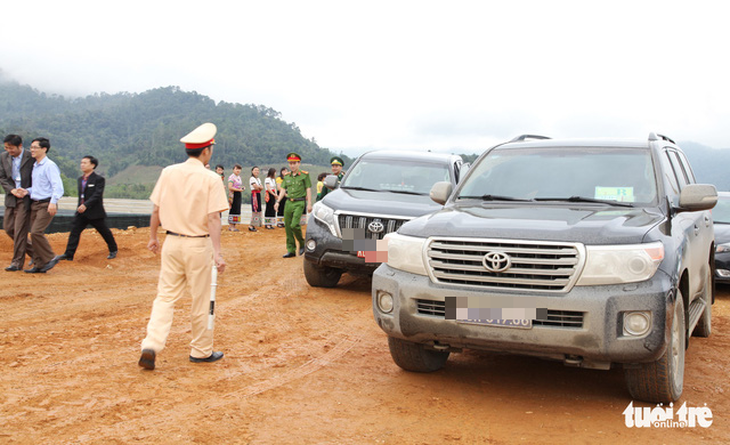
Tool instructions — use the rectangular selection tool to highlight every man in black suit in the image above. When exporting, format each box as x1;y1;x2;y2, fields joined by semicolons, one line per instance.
1;134;35;271
57;156;118;261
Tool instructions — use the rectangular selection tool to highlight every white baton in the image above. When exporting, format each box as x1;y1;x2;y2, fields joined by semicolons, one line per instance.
208;264;218;330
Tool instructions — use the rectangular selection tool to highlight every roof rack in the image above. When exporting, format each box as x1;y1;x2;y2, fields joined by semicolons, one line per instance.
508;134;551;143
648;132;676;145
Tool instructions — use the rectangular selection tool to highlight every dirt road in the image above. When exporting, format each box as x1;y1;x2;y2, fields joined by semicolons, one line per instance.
1;227;728;444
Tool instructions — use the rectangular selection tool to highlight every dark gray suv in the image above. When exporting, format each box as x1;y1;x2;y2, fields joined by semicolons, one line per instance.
372;134;717;403
304;150;465;287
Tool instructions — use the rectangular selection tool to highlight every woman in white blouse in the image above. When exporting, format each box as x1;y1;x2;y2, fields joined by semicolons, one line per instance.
249;166;263;232
263;167;278;229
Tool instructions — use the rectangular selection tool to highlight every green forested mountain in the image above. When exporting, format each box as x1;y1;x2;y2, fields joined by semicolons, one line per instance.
0;79;351;198
2;77;729;198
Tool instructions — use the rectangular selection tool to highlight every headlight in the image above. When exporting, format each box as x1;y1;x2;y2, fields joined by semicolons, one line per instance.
576;242;664;285
312;202;337;237
717;242;730;253
384;233;428;276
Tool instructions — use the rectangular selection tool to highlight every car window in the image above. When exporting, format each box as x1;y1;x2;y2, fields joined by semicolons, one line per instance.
667;151;690;187
458;147;657;204
659;151;681;197
675;151;697;183
341;158;451;195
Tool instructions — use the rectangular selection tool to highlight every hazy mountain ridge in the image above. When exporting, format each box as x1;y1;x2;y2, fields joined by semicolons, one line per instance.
1;74;727;196
0;77;352;197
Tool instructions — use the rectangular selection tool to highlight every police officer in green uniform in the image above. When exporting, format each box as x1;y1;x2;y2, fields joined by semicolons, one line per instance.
274;152;312;258
317;156;345;201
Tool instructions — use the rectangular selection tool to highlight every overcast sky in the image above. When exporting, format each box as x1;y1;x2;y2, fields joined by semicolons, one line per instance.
2;1;729;155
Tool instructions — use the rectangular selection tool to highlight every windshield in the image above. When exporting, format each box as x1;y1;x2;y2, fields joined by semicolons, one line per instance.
341;158;451;195
713;197;730;223
458;147;658;204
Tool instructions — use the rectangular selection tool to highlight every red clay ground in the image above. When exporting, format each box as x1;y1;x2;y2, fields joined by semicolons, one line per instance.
1;227;728;444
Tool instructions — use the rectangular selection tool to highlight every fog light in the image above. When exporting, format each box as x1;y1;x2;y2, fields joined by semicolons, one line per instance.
717;268;730;278
306;239;317;251
377;291;394;313
623;311;651;337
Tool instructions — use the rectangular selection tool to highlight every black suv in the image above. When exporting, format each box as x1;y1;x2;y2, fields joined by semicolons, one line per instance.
304;150;464;287
372;134;717;403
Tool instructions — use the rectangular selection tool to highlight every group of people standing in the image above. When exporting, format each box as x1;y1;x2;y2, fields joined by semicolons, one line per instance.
5;125;344;370
1;134;117;274
216;163;307;233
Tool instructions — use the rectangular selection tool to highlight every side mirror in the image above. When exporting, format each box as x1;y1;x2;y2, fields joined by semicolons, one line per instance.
677;184;717;212
323;175;338;190
430;181;453;205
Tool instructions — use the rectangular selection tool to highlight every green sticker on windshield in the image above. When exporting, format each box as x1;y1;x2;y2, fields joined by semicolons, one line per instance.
595;186;634;202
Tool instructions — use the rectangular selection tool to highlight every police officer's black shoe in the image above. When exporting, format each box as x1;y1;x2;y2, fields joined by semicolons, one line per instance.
107;251;117;259
138;349;156;370
189;351;224;363
282;252;296;258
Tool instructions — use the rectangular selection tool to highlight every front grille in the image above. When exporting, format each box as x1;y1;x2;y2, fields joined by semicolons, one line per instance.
337;213;410;240
415;299;584;328
427;238;582;292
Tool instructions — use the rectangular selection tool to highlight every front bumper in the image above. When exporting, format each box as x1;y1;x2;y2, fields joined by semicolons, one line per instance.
304;216;380;274
372;265;674;367
715;251;730;283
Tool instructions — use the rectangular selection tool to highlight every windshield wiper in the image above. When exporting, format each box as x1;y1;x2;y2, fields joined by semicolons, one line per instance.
386;190;426;196
340;186;380;192
535;196;634;207
459;194;533;202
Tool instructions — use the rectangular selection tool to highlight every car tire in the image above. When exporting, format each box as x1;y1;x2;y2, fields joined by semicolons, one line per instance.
693;265;712;338
303;260;343;288
387;336;450;373
624;294;685;403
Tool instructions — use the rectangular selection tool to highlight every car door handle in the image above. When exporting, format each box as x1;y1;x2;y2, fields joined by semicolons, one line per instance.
705;215;711;227
694;225;700;235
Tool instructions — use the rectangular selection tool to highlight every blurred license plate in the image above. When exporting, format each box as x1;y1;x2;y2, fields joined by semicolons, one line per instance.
457;318;532;329
357;251;366;258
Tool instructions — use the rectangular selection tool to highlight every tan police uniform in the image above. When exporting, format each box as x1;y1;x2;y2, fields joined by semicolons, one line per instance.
140;124;229;362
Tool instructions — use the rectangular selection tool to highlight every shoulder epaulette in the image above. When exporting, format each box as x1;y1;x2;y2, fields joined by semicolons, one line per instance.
301;170;309;174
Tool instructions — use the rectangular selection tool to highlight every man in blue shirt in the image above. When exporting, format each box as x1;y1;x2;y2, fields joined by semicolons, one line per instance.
0;134;35;271
21;137;64;273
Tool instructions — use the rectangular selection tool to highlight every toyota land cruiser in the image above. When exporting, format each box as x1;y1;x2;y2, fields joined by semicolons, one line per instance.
372;133;717;403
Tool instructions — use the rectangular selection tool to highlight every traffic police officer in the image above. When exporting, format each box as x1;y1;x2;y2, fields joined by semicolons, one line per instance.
138;122;229;370
317;156;345;201
274;152;312;258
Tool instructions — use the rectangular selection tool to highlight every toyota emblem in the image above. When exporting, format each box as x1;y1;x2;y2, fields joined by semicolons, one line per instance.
482;251;511;273
368;220;385;234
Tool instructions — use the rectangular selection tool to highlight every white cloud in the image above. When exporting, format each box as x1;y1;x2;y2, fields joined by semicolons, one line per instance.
3;0;730;153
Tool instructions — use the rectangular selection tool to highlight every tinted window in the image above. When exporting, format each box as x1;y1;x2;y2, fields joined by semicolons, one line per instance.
659;151;680;197
675;151;696;183
341;158;451;195
458;147;657;204
668;151;690;187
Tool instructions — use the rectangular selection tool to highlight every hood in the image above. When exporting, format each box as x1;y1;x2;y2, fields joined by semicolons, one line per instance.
398;203;666;244
321;188;441;218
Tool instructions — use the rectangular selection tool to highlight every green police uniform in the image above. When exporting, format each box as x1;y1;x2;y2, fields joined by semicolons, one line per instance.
318;171;344;201
282;169;311;254
318;156;345;201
